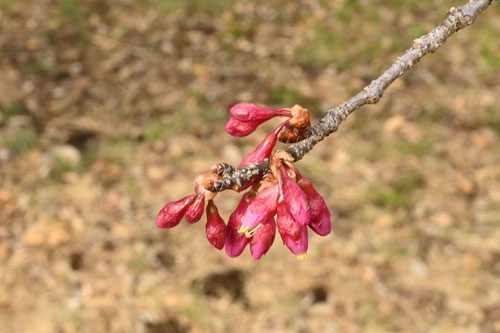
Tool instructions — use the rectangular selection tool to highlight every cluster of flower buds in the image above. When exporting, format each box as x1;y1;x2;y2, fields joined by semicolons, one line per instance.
157;103;332;260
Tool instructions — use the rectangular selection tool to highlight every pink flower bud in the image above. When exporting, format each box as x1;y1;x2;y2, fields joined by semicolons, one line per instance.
298;177;332;236
238;121;289;168
157;194;196;228
205;200;228;250
225;117;261;137
280;224;308;256
280;165;311;226
276;199;301;240
230;102;291;122
250;217;276;260
185;194;205;223
225;192;253;257
240;184;279;230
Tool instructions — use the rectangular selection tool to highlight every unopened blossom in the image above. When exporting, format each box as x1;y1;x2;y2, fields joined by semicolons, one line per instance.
276;199;301;240
225;192;253;257
281;225;309;260
205;200;228;250
225;117;261;137
250;217;276;260
157;173;219;228
157;193;196;228
298;177;332;236
226;103;292;137
238;121;289;168
230;102;291;122
276;199;309;258
185;195;205;223
279;164;311;226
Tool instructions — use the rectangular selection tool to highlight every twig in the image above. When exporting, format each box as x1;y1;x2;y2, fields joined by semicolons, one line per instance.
207;0;496;193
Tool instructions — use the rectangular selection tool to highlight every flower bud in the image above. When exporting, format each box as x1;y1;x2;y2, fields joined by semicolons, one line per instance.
238;121;289;168
276;199;301;240
205;200;228;250
225;192;253;257
280;224;308;257
225;117;261;137
230;102;291;122
185;194;205;223
250;217;276;260
156;194;196;228
298;177;332;236
280;165;311;226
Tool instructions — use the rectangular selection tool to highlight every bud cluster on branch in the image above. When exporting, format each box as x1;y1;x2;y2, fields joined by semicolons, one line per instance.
158;104;332;260
156;0;495;260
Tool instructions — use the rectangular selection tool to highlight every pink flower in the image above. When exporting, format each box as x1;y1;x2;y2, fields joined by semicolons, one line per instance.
205;200;228;250
250;217;276;260
298;177;332;236
225;117;261;137
230;102;291;122
276;199;301;240
185;194;205;223
157;194;196;228
281;225;308;258
225;103;292;137
225;192;253;257
279;165;311;226
238;121;289;168
276;200;308;258
239;184;279;231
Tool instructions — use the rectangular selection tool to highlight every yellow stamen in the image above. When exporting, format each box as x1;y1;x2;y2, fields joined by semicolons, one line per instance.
244;224;263;238
237;226;250;234
296;254;308;261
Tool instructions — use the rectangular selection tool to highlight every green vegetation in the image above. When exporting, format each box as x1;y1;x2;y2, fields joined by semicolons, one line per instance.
141;0;232;16
367;170;424;209
269;86;321;115
48;155;80;183
297;22;343;69
3;127;37;156
1;103;27;117
96;139;137;166
392;140;433;157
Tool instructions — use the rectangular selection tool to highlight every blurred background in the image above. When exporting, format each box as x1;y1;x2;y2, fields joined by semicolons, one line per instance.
0;0;499;332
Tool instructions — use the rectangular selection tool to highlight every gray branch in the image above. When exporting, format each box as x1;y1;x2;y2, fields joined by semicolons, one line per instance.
208;0;496;192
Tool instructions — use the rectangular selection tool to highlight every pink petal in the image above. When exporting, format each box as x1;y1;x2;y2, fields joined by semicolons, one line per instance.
238;121;289;168
240;185;278;229
205;200;228;250
276;199;301;240
280;165;311;226
309;210;331;236
281;225;308;256
298;177;332;236
228;192;254;228
225;228;249;257
185;195;205;223
225;117;262;137
156;194;196;228
230;102;291;122
250;217;276;260
224;192;253;257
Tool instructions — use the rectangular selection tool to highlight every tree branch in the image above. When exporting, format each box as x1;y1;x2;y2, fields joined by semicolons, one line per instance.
207;0;496;193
